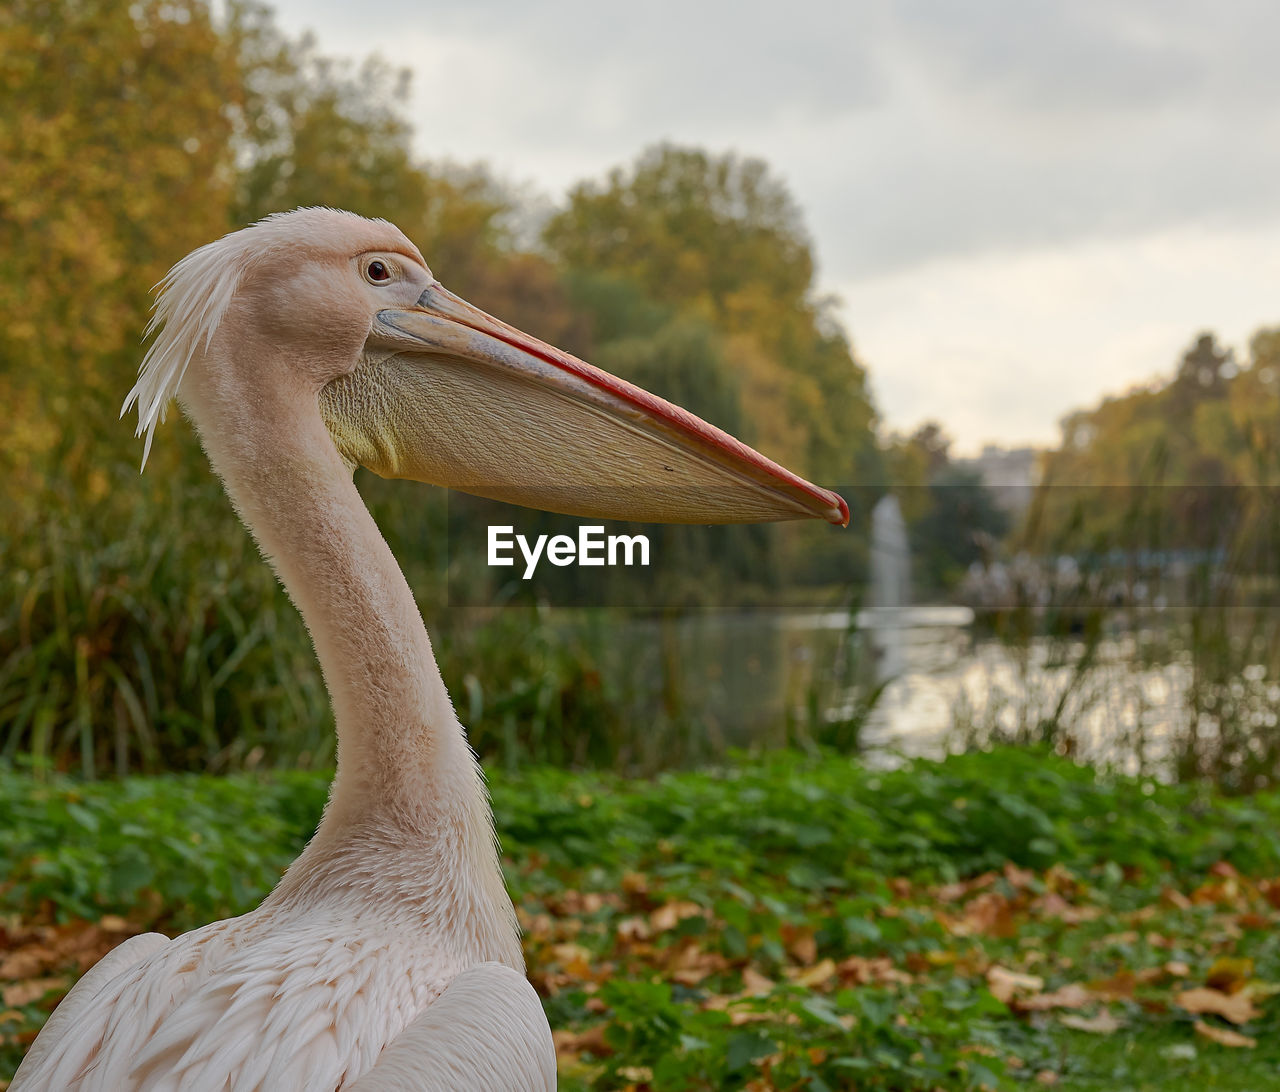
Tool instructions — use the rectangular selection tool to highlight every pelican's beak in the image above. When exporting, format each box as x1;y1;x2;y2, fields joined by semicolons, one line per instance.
319;283;848;526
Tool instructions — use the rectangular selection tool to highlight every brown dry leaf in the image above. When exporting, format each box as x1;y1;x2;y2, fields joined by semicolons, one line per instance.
615;916;651;942
667;939;727;986
1088;970;1137;1001
1003;862;1037;889
621;872;649;899
1017;984;1093;1012
1059;1009;1124;1034
935;871;998;903
1162;888;1193;911
649;901;702;933
1056;903;1104;925
837;955;913;987
552;1024;612;1058
1191;878;1242;907
740;967;775;995
1035;1071;1060;1085
780;923;818;965
1;977;67;1008
0;948;56;981
729;1008;775;1026
1164;960;1191;978
1176;987;1260;1025
1259;879;1280;910
520;912;555;940
1102;930;1140;946
549;942;595;980
1205;957;1253;994
788;958;837;989
987;965;1044;1004
1194;1020;1257;1048
944;892;1019;938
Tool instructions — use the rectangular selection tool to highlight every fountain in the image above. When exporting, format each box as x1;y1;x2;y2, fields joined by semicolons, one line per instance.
867;495;912;617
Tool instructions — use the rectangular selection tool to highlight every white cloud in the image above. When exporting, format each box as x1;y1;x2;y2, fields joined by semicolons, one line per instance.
262;0;1280;450
842;219;1280;453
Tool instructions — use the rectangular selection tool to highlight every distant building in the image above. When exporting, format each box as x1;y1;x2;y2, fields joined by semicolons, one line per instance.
954;445;1041;517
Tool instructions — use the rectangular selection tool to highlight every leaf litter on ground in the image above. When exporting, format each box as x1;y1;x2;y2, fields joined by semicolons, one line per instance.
2;746;1279;1089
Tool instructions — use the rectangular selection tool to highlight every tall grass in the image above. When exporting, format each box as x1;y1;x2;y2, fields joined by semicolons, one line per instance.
0;473;332;776
2;462;868;778
959;481;1280;792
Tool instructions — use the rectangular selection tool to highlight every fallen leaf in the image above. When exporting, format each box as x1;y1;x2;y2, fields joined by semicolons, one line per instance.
1259;879;1280;910
728;1008;775;1026
1088;970;1137;1000
1;977;67;1008
649;901;702;932
788;958;837;989
1003;861;1037;889
987;965;1044;1004
944;892;1019;938
740;967;774;995
1018;983;1093;1012
552;1024;612;1058
837;955;912;987
780;923;817;965
935;871;997;903
1176;987;1260;1025
1194;1020;1257;1048
1059;1009;1124;1034
615;916;650;942
1205;957;1253;994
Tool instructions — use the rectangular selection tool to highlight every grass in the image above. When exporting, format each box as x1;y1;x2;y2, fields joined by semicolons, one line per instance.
1;746;1278;1089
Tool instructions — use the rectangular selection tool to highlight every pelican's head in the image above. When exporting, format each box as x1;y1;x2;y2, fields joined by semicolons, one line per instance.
125;207;848;526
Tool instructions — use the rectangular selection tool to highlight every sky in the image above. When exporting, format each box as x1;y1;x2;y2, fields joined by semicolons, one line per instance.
264;0;1280;455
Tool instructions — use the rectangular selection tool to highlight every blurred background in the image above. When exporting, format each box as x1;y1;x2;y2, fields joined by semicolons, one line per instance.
4;0;1280;791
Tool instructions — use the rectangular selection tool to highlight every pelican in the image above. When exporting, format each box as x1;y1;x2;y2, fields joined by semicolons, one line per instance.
12;207;847;1091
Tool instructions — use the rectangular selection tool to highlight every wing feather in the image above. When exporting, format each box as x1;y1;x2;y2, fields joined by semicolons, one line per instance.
346;962;555;1092
9;932;171;1091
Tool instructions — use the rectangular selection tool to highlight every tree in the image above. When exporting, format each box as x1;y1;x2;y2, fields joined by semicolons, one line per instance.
544;144;879;488
0;0;239;492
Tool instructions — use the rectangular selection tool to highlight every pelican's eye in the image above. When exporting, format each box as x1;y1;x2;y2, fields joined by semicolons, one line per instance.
365;259;393;285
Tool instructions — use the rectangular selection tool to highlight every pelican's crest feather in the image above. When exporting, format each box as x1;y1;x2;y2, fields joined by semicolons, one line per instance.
121;207;377;467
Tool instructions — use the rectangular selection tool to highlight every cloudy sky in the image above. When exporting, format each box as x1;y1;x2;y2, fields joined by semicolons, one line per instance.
267;0;1280;454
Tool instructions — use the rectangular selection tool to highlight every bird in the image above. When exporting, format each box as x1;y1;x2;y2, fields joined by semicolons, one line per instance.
11;207;848;1091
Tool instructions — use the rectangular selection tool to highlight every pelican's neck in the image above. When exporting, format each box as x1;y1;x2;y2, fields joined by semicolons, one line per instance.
180;355;511;931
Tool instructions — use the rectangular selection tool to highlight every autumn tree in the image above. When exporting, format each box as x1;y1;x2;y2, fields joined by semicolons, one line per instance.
0;0;239;492
1031;332;1254;556
544;144;880;491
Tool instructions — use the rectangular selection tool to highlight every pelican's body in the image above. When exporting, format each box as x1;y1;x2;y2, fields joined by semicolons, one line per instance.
12;208;845;1090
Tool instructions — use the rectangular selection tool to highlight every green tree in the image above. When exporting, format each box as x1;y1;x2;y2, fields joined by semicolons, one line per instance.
544;143;879;489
